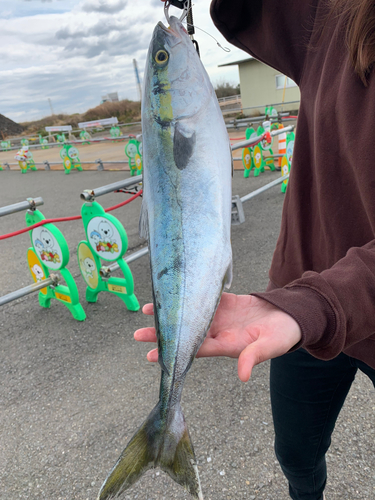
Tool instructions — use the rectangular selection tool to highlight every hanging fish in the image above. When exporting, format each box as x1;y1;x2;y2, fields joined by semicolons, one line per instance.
98;15;232;500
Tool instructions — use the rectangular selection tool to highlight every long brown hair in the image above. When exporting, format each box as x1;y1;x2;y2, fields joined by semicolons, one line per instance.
329;0;375;85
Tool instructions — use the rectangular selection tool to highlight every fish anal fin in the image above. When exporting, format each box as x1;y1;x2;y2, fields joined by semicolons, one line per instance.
224;261;233;290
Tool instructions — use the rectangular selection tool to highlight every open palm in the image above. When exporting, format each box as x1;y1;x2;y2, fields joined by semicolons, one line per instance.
134;292;301;382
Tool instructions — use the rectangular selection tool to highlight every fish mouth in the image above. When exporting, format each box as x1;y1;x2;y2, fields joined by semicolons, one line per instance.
157;20;180;39
157;21;170;33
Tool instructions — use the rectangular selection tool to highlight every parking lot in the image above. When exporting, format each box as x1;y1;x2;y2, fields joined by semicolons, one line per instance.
0;168;374;500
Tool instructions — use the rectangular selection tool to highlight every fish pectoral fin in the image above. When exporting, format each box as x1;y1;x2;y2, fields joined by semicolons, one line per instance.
139;201;149;240
173;122;196;170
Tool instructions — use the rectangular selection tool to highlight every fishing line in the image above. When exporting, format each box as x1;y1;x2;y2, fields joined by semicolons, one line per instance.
185;22;231;52
164;2;230;54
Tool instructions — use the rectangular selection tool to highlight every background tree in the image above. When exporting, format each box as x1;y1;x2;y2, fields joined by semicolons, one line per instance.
214;81;241;99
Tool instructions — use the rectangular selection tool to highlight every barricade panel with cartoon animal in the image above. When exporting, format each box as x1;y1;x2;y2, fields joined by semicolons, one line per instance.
80;130;91;145
242;147;252;178
110;126;121;139
78;200;140;311
56;133;66;143
39;134;49;149
60;144;83;174
26;209;86;321
242;127;257;178
257;124;276;173
1;140;11;151
15;146;37;174
281;131;295;193
125;138;143;176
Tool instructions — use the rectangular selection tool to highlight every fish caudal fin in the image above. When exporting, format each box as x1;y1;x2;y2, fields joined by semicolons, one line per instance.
159;407;203;500
97;403;203;500
97;417;154;499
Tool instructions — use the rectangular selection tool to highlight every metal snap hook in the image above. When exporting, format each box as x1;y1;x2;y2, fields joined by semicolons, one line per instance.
164;0;189;25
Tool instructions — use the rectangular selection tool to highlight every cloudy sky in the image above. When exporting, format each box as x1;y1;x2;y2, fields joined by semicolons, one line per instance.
1;0;245;123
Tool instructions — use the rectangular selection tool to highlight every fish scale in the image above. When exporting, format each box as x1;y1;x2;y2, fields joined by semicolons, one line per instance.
98;15;232;500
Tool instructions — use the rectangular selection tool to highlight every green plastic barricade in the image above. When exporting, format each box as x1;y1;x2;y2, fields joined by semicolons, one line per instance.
78;200;140;311
26;210;86;321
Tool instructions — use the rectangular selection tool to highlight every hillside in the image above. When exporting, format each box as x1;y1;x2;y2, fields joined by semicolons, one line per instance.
19;99;141;136
0;114;24;137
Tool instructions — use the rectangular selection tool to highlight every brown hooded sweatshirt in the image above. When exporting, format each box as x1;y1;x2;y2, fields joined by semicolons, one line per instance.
211;0;375;368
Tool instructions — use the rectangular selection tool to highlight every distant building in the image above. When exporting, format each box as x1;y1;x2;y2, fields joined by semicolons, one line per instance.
101;92;119;104
219;57;300;115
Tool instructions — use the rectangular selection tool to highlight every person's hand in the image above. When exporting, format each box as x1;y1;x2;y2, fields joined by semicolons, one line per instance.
134;292;302;382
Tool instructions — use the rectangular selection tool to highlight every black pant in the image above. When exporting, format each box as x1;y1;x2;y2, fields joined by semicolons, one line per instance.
270;349;375;500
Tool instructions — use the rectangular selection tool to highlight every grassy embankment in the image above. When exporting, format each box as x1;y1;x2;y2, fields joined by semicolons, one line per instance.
20;100;141;136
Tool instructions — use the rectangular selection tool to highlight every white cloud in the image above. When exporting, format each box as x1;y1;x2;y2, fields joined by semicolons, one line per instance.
82;0;127;14
0;0;243;122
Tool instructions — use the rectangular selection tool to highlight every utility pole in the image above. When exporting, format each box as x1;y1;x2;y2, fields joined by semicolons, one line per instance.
133;59;142;102
48;98;55;116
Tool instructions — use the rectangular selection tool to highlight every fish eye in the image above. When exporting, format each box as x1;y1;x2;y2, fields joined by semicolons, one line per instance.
155;50;169;65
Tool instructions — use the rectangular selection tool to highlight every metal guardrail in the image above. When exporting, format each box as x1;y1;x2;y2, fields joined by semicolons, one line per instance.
80;175;142;201
2;99;298;147
231;125;294;151
0;167;288;308
0;197;44;217
218;94;241;103
2;125;293;173
2;159;132;171
6;121;143;144
0;274;59;307
219;95;242;112
1;134;135;153
223;100;300;117
93;167;290;277
231;174;290;225
101;247;149;277
241;175;289;203
227;114;295;129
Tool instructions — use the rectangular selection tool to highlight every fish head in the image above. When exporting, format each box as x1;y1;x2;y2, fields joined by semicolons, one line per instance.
143;16;212;126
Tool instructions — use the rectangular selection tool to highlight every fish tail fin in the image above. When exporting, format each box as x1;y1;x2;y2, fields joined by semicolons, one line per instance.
97;407;156;500
159;403;203;499
97;403;203;500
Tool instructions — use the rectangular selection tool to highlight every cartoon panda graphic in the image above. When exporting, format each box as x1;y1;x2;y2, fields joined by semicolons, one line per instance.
31;264;44;282
37;229;60;264
82;257;96;279
98;220;114;243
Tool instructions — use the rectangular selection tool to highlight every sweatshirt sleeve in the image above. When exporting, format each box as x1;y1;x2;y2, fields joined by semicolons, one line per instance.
252;240;375;361
210;0;319;84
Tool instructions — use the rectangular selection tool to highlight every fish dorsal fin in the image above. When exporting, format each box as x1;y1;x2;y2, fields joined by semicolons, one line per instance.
173;122;196;170
139;201;149;240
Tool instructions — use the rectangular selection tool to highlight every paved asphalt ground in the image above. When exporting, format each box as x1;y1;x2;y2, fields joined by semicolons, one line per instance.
0;169;374;500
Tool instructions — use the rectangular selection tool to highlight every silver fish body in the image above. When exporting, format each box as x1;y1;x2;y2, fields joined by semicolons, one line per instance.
98;16;232;500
